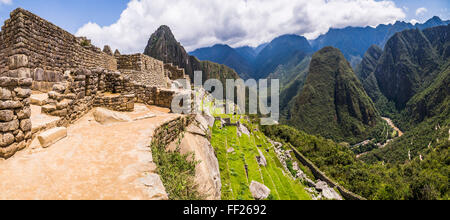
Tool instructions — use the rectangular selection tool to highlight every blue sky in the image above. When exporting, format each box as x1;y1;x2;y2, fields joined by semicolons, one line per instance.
0;0;129;33
0;0;448;53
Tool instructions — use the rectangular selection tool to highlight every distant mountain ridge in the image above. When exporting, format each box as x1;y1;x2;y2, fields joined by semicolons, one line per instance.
189;16;449;79
190;34;313;79
311;16;450;63
190;44;254;79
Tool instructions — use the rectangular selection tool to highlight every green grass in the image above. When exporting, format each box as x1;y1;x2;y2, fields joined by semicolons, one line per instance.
211;115;311;200
151;135;205;200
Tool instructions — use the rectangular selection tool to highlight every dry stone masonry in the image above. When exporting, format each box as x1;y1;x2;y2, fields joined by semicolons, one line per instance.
0;8;192;158
0;54;32;158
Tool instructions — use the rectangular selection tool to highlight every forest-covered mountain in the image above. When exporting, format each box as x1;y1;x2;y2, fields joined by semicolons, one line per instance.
190;35;313;80
358;24;450;164
144;25;240;84
281;47;381;143
190;44;254;79
262;25;449;200
189;17;449;80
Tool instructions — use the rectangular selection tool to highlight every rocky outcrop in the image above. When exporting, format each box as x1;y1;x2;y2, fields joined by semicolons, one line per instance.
256;149;267;167
315;181;342;200
249;181;271;200
143;25;240;84
167;114;221;200
93;108;131;125
138;174;169;200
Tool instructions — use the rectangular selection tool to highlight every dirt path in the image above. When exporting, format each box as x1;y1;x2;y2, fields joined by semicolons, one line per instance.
382;117;404;137
0;104;178;200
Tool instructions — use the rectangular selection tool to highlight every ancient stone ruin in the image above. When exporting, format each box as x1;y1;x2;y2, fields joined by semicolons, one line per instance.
0;8;191;159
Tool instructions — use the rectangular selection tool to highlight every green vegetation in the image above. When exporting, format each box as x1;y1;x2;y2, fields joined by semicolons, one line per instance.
80;39;90;47
359;26;450;164
282;47;382;144
211;115;311;200
151;135;205;200
262;125;449;200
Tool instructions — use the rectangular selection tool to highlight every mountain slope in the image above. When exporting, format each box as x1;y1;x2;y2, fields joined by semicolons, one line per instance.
283;47;380;143
144;25;239;83
235;46;257;63
144;25;193;76
311;17;450;62
253;34;313;79
355;45;385;103
374;27;442;110
190;44;253;79
359;25;450;164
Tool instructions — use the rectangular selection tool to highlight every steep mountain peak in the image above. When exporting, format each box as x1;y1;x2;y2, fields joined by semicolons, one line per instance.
284;46;380;143
143;25;239;83
144;25;191;75
426;16;443;23
147;25;178;46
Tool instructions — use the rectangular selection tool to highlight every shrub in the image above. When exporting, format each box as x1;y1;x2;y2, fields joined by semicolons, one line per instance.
151;135;205;200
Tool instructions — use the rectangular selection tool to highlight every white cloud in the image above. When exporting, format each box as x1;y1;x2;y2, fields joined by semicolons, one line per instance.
76;0;406;53
410;19;419;25
416;7;428;16
0;0;12;5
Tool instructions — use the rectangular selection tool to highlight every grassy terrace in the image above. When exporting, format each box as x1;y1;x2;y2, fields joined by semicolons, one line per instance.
211;115;311;200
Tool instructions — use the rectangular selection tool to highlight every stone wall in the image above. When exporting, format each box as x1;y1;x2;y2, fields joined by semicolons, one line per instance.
132;84;176;108
0;54;32;159
30;68;64;92
0;8;117;74
151;115;193;148
94;93;135;112
42;69;96;127
289;146;366;200
164;63;186;80
41;67;177;126
117;54;169;88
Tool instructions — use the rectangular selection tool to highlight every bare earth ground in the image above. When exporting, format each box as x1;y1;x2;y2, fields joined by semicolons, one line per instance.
0;104;177;200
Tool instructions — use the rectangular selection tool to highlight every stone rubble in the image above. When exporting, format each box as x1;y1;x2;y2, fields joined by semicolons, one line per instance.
270;139;343;200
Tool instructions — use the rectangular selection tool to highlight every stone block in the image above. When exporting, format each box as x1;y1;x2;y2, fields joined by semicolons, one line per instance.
20;119;32;131
37;127;67;148
16;107;31;119
8;54;28;70
93;107;131;125
0;88;12;100
0;119;19;132
0;110;14;122
0;132;15;147
14;87;31;98
42;104;56;113
0;100;23;109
